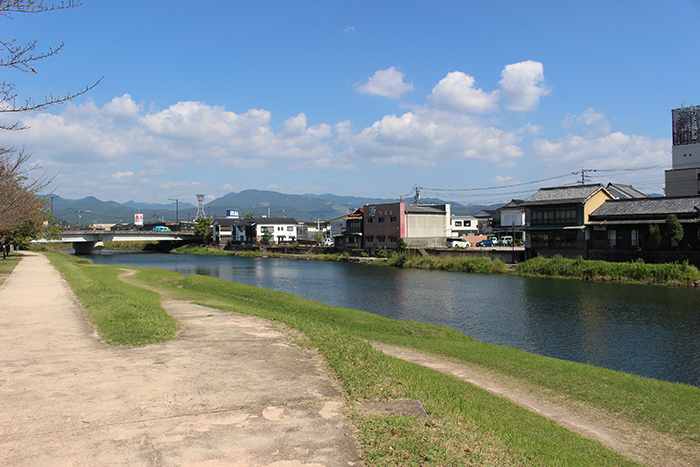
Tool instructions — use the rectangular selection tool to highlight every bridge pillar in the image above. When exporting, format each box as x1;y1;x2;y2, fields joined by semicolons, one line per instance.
73;241;105;255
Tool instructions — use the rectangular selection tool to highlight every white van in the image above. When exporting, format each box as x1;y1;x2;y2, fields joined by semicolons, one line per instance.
500;236;513;246
446;238;470;248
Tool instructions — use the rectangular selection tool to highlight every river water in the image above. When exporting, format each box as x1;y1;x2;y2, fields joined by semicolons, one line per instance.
87;251;700;387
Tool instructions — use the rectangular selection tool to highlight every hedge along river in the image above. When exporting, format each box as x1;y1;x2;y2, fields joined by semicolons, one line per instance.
86;251;700;387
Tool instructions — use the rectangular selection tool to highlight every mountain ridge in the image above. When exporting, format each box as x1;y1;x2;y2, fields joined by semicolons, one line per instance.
44;190;506;225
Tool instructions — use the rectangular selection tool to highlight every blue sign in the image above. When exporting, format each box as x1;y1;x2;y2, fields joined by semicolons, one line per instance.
226;210;240;219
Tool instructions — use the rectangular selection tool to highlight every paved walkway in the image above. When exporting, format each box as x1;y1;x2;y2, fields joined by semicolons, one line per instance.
0;252;362;467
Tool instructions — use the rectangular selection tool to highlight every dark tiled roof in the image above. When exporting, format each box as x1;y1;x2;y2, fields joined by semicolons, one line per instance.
590;196;700;217
475;209;499;218
521;184;607;206
606;183;648;199
250;217;298;225
212;218;244;227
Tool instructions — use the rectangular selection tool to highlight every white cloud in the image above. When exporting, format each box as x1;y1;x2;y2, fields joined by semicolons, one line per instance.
4;96;338;171
340;108;523;167
531;132;669;169
497;60;549;111
493;175;514;184
112;171;134;179
562;108;611;137
344;26;355;33
429;71;498;113
356;67;414;99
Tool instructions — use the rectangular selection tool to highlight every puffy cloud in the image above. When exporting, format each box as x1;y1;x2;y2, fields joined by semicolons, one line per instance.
497;60;549;111
429;61;548;113
429;71;498;113
340;108;523;167
531;132;669;169
356;67;414;99
562;108;611;137
4;96;337;170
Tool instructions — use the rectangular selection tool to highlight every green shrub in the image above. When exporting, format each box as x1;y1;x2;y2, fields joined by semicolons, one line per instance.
515;255;700;285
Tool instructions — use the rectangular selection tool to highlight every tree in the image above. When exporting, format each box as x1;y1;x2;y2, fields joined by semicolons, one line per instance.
646;224;661;250
0;1;100;248
666;214;684;247
194;218;213;244
1;0;102;128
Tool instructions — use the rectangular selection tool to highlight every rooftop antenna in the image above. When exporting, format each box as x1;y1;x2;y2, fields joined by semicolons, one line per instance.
195;193;206;219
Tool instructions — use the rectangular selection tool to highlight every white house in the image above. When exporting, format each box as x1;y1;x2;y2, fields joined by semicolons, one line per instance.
449;214;478;237
251;217;299;244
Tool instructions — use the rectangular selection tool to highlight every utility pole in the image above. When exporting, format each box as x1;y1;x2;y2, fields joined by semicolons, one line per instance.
413;185;421;204
577;169;596;185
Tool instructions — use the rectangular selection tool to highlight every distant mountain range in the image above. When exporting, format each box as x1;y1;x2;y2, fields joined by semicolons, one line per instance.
44;190;506;225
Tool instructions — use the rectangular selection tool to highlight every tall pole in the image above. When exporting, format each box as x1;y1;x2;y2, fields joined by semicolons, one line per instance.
49;195;57;217
169;198;179;231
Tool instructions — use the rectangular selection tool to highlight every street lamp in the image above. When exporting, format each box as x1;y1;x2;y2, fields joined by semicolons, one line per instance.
169;198;179;231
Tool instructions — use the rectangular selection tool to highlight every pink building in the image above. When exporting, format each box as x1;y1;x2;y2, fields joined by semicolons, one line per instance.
363;202;405;249
363;202;451;249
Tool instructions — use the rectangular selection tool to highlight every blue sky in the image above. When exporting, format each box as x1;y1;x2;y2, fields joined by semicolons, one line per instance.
3;0;699;206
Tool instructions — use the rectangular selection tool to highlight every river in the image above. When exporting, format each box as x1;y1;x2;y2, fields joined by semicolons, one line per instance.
86;251;700;387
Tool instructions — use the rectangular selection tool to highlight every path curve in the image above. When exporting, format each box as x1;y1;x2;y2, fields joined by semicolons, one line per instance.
372;342;697;467
0;252;362;466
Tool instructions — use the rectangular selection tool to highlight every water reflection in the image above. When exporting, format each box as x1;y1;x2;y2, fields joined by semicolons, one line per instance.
86;251;700;386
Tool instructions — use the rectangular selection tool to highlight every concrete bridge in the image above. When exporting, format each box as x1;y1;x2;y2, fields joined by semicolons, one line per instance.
49;230;198;254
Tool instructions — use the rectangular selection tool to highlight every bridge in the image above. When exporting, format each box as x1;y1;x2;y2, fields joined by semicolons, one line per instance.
46;230;198;255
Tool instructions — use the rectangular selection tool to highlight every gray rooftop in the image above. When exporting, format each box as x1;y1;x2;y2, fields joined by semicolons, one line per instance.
521;184;607;205
606;183;648;199
590;196;700;218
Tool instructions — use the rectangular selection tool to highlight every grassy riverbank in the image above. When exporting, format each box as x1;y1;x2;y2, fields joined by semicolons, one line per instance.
46;252;179;345
515;255;700;285
0;253;22;286
44;251;699;466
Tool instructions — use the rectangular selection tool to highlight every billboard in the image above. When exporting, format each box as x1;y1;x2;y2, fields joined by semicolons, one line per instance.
226;210;240;219
672;105;700;146
134;213;144;226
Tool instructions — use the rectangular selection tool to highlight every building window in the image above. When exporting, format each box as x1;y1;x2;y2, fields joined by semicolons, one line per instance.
531;207;577;225
389;236;397;243
378;217;385;223
465;220;471;226
367;218;373;223
631;229;639;246
365;235;374;242
378;235;386;243
454;221;462;227
390;216;397;223
287;226;294;231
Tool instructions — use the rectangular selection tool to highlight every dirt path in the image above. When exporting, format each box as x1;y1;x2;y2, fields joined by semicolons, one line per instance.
371;342;698;467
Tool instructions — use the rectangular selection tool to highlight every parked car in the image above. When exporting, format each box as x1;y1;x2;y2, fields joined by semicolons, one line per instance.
476;239;495;247
153;226;171;232
446;238;470;248
500;236;513;246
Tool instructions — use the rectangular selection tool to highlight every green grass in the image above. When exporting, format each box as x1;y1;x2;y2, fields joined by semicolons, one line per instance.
42;254;700;465
516;255;700;285
382;250;508;274
45;252;179;345
0;253;22;286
